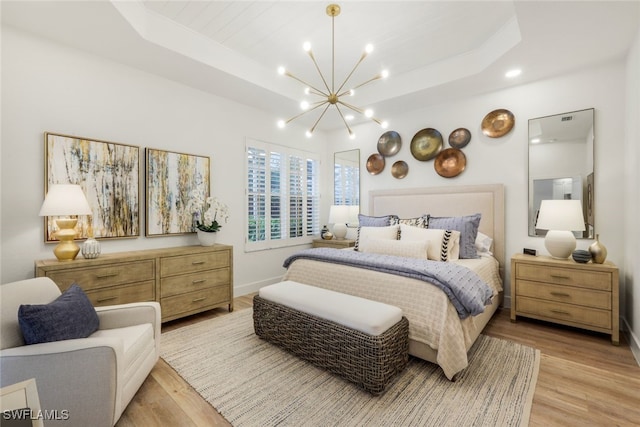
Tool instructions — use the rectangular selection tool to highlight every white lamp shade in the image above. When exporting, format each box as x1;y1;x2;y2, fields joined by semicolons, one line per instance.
39;184;92;216
536;200;585;232
328;205;350;224
347;205;360;225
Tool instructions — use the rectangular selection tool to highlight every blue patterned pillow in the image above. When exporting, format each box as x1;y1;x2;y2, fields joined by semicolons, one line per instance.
358;214;399;227
18;284;99;345
428;213;481;259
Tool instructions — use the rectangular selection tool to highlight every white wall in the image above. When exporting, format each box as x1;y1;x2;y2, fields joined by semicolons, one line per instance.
0;26;330;294
326;62;628;311
624;27;640;363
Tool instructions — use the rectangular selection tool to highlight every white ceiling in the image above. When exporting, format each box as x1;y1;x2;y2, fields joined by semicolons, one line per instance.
2;1;639;133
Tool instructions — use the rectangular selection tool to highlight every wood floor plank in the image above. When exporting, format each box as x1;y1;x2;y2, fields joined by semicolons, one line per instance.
117;296;640;426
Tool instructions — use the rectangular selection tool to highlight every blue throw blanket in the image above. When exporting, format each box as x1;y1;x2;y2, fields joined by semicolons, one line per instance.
283;248;494;319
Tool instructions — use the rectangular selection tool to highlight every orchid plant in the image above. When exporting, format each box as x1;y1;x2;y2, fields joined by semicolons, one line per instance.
187;190;229;233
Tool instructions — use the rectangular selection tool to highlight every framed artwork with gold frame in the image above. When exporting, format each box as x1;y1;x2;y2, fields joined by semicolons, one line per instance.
145;148;210;236
44;132;140;242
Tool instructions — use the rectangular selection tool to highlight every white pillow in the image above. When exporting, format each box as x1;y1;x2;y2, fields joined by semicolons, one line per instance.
354;225;399;251
358;238;429;259
399;224;460;261
475;231;493;254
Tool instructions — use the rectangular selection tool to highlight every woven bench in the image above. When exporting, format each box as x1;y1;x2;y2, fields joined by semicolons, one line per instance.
253;280;409;394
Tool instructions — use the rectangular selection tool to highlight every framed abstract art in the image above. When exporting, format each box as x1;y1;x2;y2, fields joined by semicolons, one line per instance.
44;132;140;242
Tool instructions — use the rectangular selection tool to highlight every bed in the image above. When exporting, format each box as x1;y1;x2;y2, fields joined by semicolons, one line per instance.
282;184;505;380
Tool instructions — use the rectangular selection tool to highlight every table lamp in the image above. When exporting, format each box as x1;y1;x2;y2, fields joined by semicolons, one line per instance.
39;184;92;261
536;199;586;259
328;205;350;240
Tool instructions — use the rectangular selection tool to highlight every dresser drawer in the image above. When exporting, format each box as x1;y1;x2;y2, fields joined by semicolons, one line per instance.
161;268;230;298
47;261;155;291
85;280;155;307
517;296;611;329
516;280;611;310
160;251;230;277
516;264;611;291
161;286;231;319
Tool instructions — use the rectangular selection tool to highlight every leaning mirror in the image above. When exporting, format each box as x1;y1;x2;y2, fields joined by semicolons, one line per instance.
334;149;360;207
528;108;594;238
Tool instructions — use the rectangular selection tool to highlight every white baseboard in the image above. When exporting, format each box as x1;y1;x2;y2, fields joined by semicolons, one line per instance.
234;276;282;297
622;318;640;366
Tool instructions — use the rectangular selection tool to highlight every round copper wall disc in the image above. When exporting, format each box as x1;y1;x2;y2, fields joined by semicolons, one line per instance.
434;148;466;178
448;128;471;149
366;153;385;175
377;131;402;157
391;160;408;179
410;128;442;161
481;109;515;138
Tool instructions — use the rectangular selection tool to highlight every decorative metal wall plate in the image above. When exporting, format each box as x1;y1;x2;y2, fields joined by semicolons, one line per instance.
481;109;515;137
434;148;466;178
366;153;385;175
410;128;442;161
391;160;408;179
448;128;471;149
377;131;402;156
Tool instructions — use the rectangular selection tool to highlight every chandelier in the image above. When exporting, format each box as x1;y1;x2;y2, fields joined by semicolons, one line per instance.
277;4;389;139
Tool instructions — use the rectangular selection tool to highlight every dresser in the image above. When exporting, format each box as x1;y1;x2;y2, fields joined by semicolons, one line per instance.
312;238;355;249
510;253;619;344
35;244;233;322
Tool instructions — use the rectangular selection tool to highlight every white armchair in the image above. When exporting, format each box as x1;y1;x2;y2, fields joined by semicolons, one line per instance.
0;277;161;427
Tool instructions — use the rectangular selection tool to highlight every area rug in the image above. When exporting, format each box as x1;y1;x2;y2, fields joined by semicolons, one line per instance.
161;309;539;427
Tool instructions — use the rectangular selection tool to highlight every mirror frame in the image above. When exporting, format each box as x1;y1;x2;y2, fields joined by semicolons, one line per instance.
334;149;360;208
528;108;594;238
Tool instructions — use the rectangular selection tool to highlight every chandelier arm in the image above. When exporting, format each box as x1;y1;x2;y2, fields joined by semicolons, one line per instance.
285;101;329;124
337;100;384;125
306;50;331;94
349;73;384;92
309;103;333;133
335;52;368;95
334;104;354;136
284;71;329;97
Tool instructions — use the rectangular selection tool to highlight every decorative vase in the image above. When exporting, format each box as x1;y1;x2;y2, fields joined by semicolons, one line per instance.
572;249;591;263
81;237;101;259
196;230;217;246
589;234;607;264
321;225;332;240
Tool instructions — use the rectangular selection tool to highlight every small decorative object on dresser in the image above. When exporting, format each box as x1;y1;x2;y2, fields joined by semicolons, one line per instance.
571;249;591;263
320;225;332;240
81;235;101;259
312;238;355;249
511;253;619;345
589;234;608;264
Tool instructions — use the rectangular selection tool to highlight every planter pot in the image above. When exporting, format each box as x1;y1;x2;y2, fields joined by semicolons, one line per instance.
196;230;218;246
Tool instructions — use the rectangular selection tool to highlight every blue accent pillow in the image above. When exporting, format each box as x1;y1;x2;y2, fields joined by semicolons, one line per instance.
428;213;481;259
18;284;99;345
358;214;399;227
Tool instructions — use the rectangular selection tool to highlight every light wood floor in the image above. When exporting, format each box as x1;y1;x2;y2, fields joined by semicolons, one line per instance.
116;294;640;426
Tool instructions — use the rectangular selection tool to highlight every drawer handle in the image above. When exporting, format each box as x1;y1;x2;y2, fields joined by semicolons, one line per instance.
192;261;206;265
550;274;570;280
97;296;118;303
550;309;571;316
96;273;119;279
550;292;571;297
192;297;207;302
192;279;207;284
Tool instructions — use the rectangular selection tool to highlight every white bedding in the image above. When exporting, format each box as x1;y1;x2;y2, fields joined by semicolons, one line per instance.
282;253;503;379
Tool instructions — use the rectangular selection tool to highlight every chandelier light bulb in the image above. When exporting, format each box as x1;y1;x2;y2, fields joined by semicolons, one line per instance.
300;101;310;110
277;120;286;129
364;109;374;118
305;130;313;138
345;114;354;121
277;66;286;75
303;42;312;52
349;132;356;140
381;69;389;79
365;44;374;54
381;121;389;129
304;87;311;95
349;89;355;96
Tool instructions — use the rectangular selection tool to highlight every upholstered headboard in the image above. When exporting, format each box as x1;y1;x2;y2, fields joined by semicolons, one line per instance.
369;184;505;278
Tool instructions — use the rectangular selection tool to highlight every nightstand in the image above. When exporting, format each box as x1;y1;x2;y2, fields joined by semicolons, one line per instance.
510;253;619;345
312;238;355;249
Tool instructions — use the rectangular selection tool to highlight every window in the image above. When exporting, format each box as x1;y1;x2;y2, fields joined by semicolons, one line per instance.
246;139;320;251
334;161;360;206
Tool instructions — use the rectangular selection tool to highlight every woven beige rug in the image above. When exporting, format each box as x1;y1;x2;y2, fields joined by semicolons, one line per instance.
161;309;539;427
